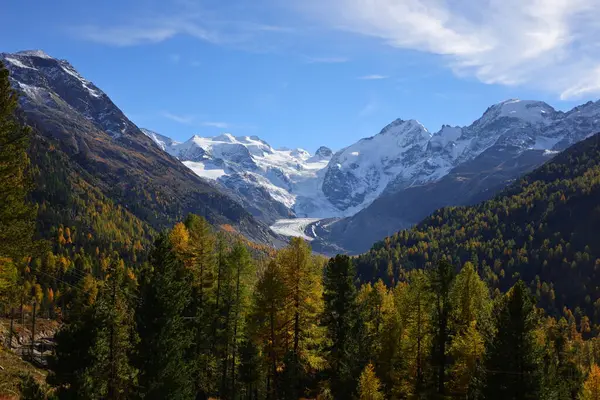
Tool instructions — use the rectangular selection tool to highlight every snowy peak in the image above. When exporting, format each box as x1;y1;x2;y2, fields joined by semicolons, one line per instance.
15;50;53;59
475;99;557;130
379;118;431;142
1;50;139;140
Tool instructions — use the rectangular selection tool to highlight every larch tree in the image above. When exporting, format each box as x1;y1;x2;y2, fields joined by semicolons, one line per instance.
403;270;432;396
358;362;384;400
582;364;600;400
448;261;492;397
277;237;326;398
250;259;287;399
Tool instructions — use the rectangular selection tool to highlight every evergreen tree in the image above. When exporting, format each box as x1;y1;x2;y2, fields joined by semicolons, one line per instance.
85;259;138;399
322;254;360;399
135;233;194;399
428;259;455;396
484;280;541;400
0;62;37;262
358;362;384;400
182;214;218;398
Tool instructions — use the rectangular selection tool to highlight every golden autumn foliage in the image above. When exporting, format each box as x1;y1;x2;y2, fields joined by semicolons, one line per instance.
582;364;600;400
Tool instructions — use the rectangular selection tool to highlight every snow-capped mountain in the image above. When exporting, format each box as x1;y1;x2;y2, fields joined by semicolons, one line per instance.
313;98;600;254
141;130;335;222
144;98;600;237
321;99;600;213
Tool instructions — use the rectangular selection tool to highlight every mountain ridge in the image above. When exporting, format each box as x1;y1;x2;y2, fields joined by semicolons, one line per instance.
0;49;280;245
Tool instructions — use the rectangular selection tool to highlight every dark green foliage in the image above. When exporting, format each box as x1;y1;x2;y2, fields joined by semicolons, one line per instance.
428;259;455;396
48;256;137;400
0;61;37;261
484;281;541;400
323;254;361;399
19;374;49;400
135;233;194;399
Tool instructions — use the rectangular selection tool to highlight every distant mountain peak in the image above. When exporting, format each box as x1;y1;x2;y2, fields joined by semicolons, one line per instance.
15;50;53;59
315;146;333;158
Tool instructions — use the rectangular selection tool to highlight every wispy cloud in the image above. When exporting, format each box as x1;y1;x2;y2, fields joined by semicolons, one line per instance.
358;74;389;80
358;100;378;118
295;0;600;99
161;111;195;124
304;56;350;64
71;7;294;52
202;121;230;129
168;53;181;64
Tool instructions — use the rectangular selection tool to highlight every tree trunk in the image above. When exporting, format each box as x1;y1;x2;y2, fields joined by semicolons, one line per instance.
31;302;36;361
108;277;117;399
8;308;14;349
231;262;242;399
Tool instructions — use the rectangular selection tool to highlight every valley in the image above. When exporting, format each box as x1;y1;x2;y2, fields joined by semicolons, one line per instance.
3;46;600;400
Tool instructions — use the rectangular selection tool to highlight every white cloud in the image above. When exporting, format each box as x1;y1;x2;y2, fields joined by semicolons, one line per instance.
202;121;230;129
169;54;181;64
161;111;194;124
358;74;389;80
296;0;600;99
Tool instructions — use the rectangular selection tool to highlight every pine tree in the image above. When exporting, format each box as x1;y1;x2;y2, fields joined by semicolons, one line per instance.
323;255;361;399
135;233;194;399
0;62;37;262
85;258;138;399
484;280;540;400
428;259;455;396
358;363;384;400
48;258;137;399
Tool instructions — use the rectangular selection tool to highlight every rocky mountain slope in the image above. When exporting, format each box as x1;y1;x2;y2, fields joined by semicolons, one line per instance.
0;50;279;244
314;99;600;253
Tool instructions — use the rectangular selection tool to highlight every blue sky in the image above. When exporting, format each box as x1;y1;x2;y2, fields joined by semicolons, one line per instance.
3;0;600;152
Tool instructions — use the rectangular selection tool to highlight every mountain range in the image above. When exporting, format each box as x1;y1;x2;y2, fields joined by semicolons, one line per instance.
3;49;600;255
143;97;600;254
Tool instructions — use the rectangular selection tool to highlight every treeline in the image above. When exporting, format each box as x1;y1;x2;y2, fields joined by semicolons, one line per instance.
356;133;600;328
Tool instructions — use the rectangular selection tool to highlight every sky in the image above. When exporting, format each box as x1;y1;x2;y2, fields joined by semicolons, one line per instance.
3;0;600;152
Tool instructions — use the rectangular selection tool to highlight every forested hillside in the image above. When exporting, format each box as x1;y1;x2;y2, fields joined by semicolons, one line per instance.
357;132;600;326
